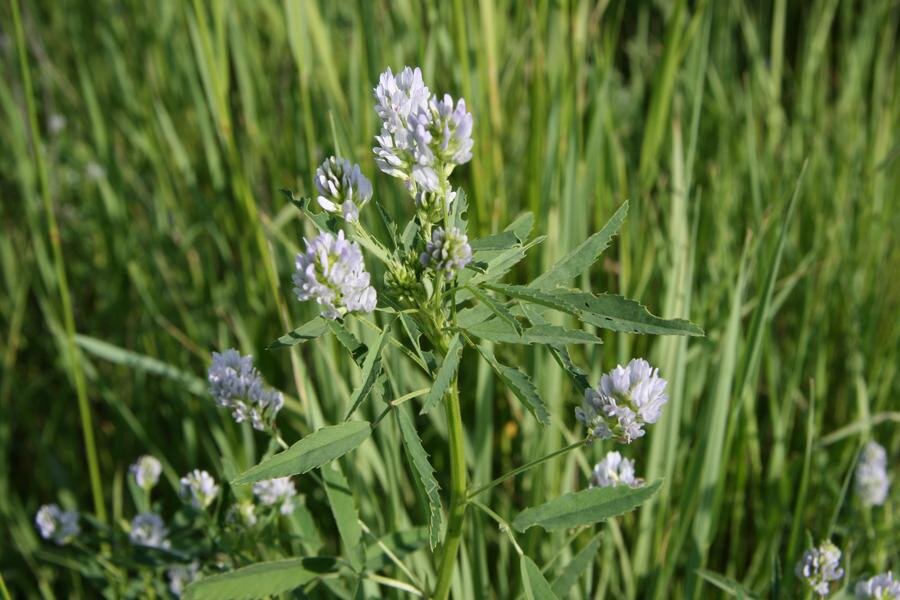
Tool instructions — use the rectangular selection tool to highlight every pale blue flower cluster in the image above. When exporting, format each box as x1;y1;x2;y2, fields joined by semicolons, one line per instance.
293;230;377;319
796;540;844;597
252;477;297;515
856;441;890;507
129;512;170;549
130;455;162;491
373;66;473;197
229;499;258;527
35;504;80;545
420;226;472;276
315;156;373;222
179;469;219;510
167;561;200;598
576;358;669;443
208;349;284;431
856;572;900;599
591;451;642;488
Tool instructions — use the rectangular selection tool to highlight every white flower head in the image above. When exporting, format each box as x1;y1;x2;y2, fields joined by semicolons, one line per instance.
35;504;80;545
420;226;472;276
252;477;297;515
292;230;377;319
373;66;472;197
315;156;373;222
130;455;162;491
575;358;669;443
129;512;170;549
591;451;642;488
856;441;890;507
180;469;219;510
208;349;284;431
796;540;844;597
48;114;66;135
167;561;200;597
856;572;900;599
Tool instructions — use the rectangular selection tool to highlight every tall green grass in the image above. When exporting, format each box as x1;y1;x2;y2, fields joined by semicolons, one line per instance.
1;0;898;597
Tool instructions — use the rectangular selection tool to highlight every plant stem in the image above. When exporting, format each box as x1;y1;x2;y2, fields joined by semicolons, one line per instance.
432;378;467;600
467;439;586;500
11;0;106;523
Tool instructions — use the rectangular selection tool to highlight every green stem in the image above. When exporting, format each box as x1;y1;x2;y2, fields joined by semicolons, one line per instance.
432;378;467;600
467;439;586;500
11;0;106;523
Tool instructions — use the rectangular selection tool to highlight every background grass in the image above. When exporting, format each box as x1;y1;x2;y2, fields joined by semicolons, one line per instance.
1;0;898;597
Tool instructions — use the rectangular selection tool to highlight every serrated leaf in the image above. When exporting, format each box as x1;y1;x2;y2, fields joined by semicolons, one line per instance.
280;189;337;233
374;200;399;249
466;285;522;334
183;557;337;600
395;409;444;549
472;342;550;425
420;334;463;415
232;421;371;484
268;317;329;349
456;302;494;328
520;556;560;600
345;318;394;419
469;230;520;251
448;188;468;232
326;320;367;366
401;221;419;251
550;533;602;596
322;462;364;571
520;305;591;394
531;201;628;290
513;480;662;532
487;284;703;336
506;212;535;242
464;319;602;346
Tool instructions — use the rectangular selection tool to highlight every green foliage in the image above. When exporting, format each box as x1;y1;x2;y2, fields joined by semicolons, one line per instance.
183;557;338;600
513;480;663;532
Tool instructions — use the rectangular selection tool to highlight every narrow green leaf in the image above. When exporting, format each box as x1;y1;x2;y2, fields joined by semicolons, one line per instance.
268;317;329;349
345;318;394;419
513;480;662;532
506;211;535;242
472;342;550;425
464;319;602;346
395;409;444;549
280;189;337;233
520;305;592;394
326;320;367;366
531;201;628;290
365;528;429;572
469;230;520;251
488;284;703;336
695;569;759;598
322;462;364;571
551;533;602;596
420;334;463;415
232;421;371;484
466;285;523;334
183;557;337;600
520;556;560;600
75;334;206;395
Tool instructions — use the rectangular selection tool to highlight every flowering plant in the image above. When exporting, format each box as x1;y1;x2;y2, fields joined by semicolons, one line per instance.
33;66;708;599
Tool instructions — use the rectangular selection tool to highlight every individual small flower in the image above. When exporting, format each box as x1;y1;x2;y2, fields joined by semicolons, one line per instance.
856;441;890;507
252;477;297;515
575;358;669;443
35;504;80;545
208;349;284;431
180;469;219;510
228;500;258;527
591;451;642;488
796;540;844;597
167;561;200;597
856;572;900;599
130;455;162;491
420;227;472;276
48;114;66;135
314;156;373;222
86;161;106;180
129;512;170;549
292;230;377;319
